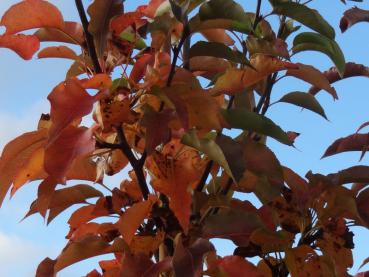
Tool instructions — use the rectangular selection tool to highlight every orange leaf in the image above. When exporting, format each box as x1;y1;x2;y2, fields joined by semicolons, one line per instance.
138;0;166;18
110;11;142;34
44;126;95;181
80;74;112;90
36;177;58;218
38;46;78;60
130;231;164;255
207;255;264;277
35;21;84;45
130;53;154;83
201;29;234;46
25;184;103;223
147;140;204;233
117;195;157;244
48;78;98;141
0;34;39;60
0;129;47;206
212;55;297;95
1;0;64;35
287;63;337;100
11;147;45;196
54;236;125;272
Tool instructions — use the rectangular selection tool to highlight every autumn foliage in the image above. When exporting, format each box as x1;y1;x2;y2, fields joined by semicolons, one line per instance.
1;0;369;276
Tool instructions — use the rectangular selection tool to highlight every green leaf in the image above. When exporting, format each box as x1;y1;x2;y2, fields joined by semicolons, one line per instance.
277;91;327;119
221;108;292;145
181;129;235;181
189;0;253;34
271;1;335;39
189;41;249;65
119;31;146;49
293;32;346;77
215;135;246;182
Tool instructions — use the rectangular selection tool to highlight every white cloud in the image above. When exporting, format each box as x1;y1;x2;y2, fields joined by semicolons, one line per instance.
0;99;49;151
0;231;47;277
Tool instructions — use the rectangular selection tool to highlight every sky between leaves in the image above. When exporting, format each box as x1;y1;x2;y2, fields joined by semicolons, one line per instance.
0;0;369;276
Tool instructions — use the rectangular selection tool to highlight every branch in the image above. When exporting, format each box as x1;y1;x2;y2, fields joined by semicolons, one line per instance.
166;25;190;87
116;126;150;200
253;0;262;30
75;0;102;74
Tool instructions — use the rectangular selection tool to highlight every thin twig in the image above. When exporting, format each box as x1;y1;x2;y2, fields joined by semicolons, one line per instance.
75;0;102;74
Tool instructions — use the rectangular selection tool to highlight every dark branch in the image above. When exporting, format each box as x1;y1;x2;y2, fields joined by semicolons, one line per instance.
75;0;102;74
116;126;150;200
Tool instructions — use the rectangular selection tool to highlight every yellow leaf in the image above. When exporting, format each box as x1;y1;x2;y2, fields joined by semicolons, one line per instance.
212;55;297;95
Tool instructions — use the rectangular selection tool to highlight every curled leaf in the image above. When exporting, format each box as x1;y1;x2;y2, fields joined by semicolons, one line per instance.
340;7;369;33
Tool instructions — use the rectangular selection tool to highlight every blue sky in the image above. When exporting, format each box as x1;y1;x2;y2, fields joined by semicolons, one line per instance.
0;0;369;276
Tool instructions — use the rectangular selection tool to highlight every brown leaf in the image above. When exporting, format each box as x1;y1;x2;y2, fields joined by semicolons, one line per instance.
340;7;369;33
120;253;154;277
287;63;337;100
0;34;39;60
142;257;173;277
203;209;264;246
309;62;369;96
1;0;64;34
356;187;369;227
25;184;103;223
0;129;47;206
173;236;215;277
141;106;174;154
54;236;125;272
326;166;369;185
36;258;56;277
44;126;96;181
322;133;369;160
38;46;78;60
87;0;123;58
201;29;234;46
34;21;84;45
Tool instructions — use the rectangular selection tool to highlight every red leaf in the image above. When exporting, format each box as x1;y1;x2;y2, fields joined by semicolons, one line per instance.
44;126;96;181
48;79;98;141
0;34;39;60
